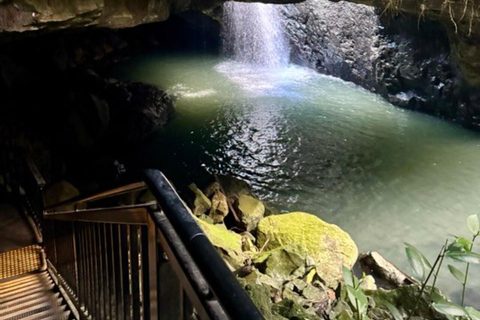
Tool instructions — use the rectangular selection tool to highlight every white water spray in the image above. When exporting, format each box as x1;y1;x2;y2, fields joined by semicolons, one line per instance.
222;2;290;67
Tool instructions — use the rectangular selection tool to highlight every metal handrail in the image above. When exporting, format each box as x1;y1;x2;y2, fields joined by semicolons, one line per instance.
42;169;264;320
45;181;148;212
144;169;264;320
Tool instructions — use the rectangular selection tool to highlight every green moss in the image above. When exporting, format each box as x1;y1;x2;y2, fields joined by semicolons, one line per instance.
196;217;248;269
257;212;358;288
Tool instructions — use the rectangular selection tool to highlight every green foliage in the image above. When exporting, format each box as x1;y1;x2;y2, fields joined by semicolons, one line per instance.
337;215;480;320
433;301;467;317
405;242;432;281
447;265;465;284
342;266;370;320
467;214;480;235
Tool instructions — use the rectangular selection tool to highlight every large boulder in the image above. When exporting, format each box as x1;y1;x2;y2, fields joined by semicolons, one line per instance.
257;212;358;288
236;194;265;231
196;218;247;269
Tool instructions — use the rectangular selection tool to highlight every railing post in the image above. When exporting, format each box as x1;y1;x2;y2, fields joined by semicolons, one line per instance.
147;215;158;320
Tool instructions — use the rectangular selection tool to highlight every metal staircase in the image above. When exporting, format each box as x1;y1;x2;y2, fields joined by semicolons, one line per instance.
0;147;264;320
0;271;72;320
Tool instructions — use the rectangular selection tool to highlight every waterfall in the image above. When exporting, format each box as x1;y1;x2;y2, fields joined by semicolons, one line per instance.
222;2;289;67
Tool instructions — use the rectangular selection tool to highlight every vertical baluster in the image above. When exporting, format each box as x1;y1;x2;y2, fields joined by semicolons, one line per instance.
72;222;79;295
121;225;132;320
142;219;158;320
115;224;124;320
78;223;86;314
103;224;111;320
97;224;105;320
88;224;96;318
130;226;141;320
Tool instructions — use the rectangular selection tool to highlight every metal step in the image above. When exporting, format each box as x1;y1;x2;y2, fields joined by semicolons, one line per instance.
0;272;72;320
0;273;50;291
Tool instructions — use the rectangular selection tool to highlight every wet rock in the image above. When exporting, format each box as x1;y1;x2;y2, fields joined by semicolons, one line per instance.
215;175;252;201
245;284;274;318
359;275;377;291
241;234;258;253
204;181;221;198
209;191;229;223
272;299;322;320
302;284;328;303
104;81;174;145
357;251;413;289
257;212;358;288
281;0;480;130
188;183;211;216
255;246;307;282
235;194;265;231
195;217;248;269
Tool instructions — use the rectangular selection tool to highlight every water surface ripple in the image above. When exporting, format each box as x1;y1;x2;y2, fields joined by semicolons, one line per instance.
114;54;480;305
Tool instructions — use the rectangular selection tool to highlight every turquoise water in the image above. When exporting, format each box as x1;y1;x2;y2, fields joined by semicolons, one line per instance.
113;53;480;306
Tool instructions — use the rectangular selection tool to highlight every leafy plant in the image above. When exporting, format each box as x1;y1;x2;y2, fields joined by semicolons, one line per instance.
342;266;370;320
404;214;480;319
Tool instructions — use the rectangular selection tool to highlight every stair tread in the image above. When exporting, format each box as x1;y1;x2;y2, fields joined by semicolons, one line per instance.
0;279;53;297
0;283;55;305
0;296;62;317
0;298;63;319
18;304;67;320
0;273;48;289
37;310;71;320
0;292;60;310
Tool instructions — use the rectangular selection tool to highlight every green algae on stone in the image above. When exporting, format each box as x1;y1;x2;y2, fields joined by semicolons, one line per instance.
245;284;274;318
188;183;211;216
236;194;265;231
257;212;358;288
196;217;248;269
272;299;323;320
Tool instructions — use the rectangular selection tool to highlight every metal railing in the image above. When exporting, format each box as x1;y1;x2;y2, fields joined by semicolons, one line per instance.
42;170;264;320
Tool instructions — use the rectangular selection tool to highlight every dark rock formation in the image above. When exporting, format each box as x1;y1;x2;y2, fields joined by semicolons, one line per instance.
282;0;480;130
104;80;174;145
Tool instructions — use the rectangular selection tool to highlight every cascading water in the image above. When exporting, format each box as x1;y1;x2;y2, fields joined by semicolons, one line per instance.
222;2;290;67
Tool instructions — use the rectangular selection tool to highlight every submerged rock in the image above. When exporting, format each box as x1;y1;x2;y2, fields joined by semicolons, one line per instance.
236;194;265;231
257;212;358;288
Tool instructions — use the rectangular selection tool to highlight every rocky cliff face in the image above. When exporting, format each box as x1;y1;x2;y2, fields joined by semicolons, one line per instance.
0;0;301;35
281;0;480;129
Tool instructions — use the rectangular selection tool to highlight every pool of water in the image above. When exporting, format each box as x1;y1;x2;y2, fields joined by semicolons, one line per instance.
112;52;480;306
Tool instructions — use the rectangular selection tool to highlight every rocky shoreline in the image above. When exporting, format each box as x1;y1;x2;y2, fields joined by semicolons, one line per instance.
185;175;447;320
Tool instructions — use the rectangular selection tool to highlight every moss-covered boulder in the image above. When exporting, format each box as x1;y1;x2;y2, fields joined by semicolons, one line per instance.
236;194;265;231
196;218;248;269
257;212;358;288
254;246;307;281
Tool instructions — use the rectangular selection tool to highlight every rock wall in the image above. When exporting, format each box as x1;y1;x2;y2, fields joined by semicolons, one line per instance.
0;0;301;36
281;0;480;130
